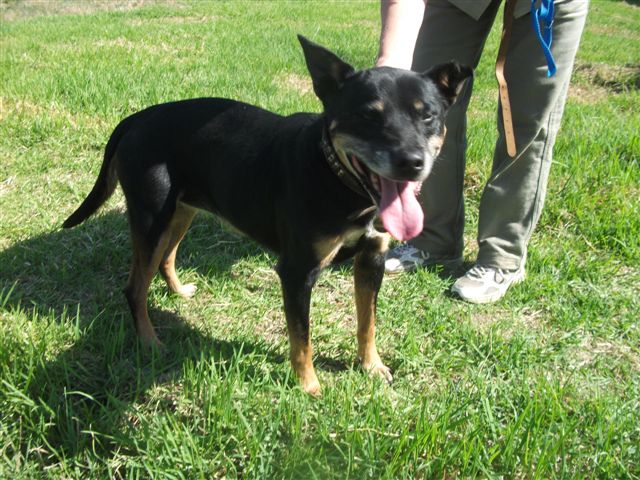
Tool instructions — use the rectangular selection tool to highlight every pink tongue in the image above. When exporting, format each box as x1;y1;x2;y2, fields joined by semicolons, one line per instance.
379;177;424;241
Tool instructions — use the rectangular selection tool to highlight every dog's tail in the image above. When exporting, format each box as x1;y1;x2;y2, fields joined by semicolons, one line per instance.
62;116;134;229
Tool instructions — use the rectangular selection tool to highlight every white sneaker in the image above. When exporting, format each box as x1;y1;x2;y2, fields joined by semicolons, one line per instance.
385;244;462;274
451;264;525;304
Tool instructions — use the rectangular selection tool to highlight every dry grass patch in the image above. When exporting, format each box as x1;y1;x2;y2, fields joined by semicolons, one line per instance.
569;331;640;373
569;61;640;104
94;36;207;56
465;307;507;335
568;82;610;104
274;73;314;96
0;96;108;129
588;24;639;39
125;15;217;27
572;61;640;97
501;306;545;340
1;0;183;21
465;305;545;340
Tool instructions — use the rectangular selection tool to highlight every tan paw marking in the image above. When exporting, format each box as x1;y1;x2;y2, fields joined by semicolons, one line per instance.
176;283;197;298
362;359;393;384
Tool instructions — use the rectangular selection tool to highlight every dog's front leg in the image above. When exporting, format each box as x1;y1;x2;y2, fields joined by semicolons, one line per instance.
277;260;322;395
354;233;392;384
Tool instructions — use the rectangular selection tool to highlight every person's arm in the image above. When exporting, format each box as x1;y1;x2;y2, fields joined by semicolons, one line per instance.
376;0;426;69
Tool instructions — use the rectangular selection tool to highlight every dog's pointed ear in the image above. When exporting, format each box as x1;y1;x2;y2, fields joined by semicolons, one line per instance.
422;61;473;106
298;34;355;101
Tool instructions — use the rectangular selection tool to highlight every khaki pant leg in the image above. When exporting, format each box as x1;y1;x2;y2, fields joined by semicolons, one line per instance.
477;0;589;270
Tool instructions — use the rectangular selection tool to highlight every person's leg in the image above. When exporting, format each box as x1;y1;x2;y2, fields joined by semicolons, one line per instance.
478;0;588;269
453;0;589;302
386;0;500;273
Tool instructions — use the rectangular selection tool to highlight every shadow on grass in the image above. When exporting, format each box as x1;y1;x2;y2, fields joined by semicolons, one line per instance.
0;209;291;465
21;310;289;466
1;208;267;317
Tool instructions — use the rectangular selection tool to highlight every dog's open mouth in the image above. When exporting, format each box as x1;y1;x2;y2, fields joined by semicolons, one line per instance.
349;155;424;242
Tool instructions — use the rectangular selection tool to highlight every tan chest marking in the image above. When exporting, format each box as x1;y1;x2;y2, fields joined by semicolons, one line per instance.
313;226;367;269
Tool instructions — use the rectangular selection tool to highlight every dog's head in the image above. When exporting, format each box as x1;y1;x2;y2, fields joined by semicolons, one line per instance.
298;35;472;241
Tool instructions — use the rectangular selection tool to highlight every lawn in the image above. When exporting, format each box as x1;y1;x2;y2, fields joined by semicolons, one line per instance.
1;0;639;478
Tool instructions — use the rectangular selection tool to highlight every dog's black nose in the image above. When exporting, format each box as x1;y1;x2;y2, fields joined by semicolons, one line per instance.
399;152;424;171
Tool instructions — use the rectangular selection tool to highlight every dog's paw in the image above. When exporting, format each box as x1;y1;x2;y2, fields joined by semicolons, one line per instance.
363;361;393;385
141;333;164;350
176;283;197;298
303;380;322;397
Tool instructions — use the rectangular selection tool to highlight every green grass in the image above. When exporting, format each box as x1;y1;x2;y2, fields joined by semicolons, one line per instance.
1;0;639;478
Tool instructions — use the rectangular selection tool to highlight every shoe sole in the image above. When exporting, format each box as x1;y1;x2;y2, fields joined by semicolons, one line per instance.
452;270;526;304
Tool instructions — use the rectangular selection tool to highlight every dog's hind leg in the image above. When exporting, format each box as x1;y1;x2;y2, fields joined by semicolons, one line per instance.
276;258;322;395
354;232;392;384
159;202;197;298
121;181;183;347
124;224;173;347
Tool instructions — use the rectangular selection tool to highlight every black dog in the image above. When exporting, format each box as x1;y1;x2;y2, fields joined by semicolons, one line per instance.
63;36;471;394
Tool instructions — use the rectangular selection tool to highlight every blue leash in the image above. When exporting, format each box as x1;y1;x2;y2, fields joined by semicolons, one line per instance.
531;0;556;77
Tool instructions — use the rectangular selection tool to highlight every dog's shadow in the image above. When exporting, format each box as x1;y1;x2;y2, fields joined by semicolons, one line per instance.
1;209;293;463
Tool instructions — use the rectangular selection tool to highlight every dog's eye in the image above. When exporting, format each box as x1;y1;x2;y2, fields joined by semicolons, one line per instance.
413;100;434;123
422;112;434;123
360;100;385;123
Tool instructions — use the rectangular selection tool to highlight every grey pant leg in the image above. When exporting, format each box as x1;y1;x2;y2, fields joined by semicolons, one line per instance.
477;0;589;270
409;0;500;257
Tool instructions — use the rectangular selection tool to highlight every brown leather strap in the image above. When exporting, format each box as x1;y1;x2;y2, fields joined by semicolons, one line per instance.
496;0;517;157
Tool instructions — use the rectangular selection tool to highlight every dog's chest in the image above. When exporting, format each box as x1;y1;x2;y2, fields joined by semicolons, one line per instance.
313;223;382;269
